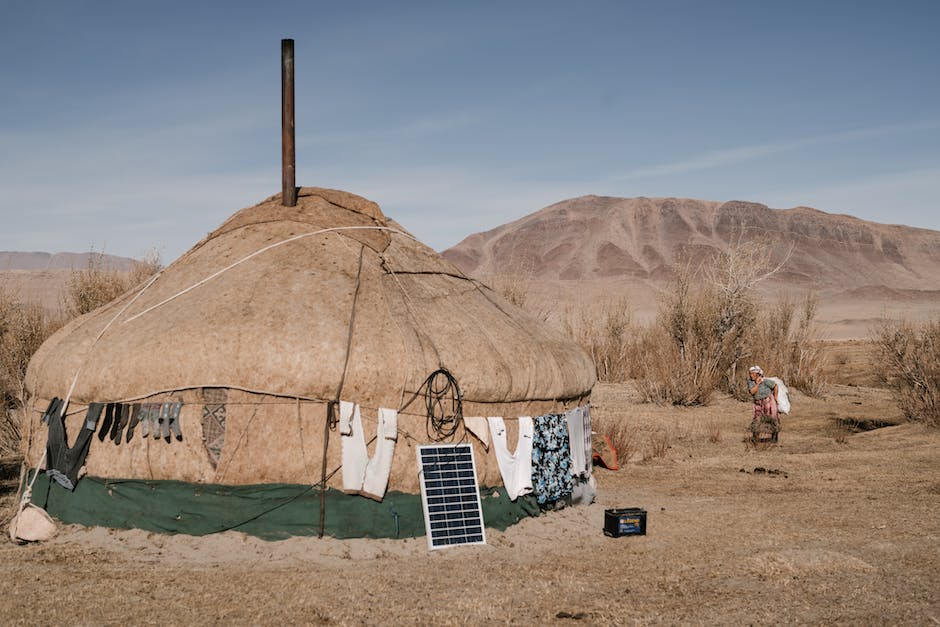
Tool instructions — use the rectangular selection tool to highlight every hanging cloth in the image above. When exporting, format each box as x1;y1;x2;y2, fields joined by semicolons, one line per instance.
531;413;573;506
462;416;490;450
487;416;534;501
339;401;399;500
45;403;103;491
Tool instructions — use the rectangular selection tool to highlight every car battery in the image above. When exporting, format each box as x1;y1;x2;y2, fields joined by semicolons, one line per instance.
603;508;647;537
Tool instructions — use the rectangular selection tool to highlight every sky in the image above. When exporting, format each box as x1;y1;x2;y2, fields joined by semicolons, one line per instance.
1;0;939;263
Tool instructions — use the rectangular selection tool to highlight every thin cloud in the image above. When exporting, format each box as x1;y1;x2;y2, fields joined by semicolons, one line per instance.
765;164;940;230
612;120;940;181
297;110;481;151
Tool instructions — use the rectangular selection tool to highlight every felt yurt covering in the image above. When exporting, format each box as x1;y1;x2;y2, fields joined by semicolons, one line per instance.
22;188;596;539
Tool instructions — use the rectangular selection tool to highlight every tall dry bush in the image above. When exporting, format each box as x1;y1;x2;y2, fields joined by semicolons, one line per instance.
564;299;638;383
65;248;162;317
628;238;825;405
0;287;64;456
632;243;767;406
872;319;940;427
746;292;826;397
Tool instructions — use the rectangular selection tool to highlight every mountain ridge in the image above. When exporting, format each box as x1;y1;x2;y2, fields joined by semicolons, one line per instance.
442;196;940;291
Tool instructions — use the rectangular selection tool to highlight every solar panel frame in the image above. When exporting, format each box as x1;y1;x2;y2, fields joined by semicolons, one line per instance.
417;443;487;551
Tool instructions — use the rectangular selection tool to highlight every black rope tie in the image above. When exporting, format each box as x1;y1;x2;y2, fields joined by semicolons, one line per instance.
423;368;463;442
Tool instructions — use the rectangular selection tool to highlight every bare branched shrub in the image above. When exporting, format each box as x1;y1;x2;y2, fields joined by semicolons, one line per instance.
873;319;940;427
65;248;162;316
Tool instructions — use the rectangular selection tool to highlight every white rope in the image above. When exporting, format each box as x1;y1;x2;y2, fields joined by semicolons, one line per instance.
123;226;415;325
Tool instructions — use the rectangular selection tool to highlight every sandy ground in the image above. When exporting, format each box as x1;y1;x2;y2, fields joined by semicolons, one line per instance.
1;368;939;624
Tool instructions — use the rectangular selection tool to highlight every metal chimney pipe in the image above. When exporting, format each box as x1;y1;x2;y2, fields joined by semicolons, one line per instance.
281;38;297;207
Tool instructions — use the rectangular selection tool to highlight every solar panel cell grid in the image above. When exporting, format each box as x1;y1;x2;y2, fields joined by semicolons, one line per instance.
417;443;487;550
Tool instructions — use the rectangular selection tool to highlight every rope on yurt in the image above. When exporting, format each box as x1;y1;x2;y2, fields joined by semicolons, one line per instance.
12;269;164;540
380;259;444;367
122;225;414;325
320;244;365;537
423;368;463;442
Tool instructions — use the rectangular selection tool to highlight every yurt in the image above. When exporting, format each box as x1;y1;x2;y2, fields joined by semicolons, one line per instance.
18;187;597;541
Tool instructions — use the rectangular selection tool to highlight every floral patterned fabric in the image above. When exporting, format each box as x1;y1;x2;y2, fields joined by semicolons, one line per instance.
531;413;573;506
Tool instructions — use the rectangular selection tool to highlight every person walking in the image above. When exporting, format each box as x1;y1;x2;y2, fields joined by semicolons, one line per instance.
746;365;779;443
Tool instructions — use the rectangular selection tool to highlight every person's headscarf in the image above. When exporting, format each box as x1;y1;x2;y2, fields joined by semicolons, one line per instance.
748;365;764;376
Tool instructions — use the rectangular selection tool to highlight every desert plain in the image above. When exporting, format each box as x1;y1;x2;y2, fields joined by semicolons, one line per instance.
1;340;938;625
2;196;940;624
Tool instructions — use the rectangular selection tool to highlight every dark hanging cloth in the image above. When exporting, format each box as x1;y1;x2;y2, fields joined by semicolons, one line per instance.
110;404;130;443
125;403;142;442
41;397;63;425
45;402;103;491
97;403;116;442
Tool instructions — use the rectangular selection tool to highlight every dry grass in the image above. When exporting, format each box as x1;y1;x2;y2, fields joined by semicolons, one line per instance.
0;287;65;456
563;299;638;383
749;292;826;398
548;241;826;408
594;415;639;465
644;428;672;460
64;248;161;317
872;318;940;427
1;249;162;457
705;419;722;443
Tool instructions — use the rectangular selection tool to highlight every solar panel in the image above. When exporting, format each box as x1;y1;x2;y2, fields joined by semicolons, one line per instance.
417;443;487;550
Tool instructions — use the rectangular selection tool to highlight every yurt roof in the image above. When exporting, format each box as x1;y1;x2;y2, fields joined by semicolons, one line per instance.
25;188;596;414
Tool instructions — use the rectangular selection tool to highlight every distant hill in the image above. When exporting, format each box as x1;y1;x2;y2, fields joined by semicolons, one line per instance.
0;251;136;271
441;196;940;339
0;251;138;310
443;196;940;291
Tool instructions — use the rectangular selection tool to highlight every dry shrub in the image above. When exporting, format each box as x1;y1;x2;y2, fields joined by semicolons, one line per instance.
827;421;850;444
591;413;638;465
631;250;759;406
873;318;940;427
0;287;64;456
705;419;722;443
490;273;530;309
745;292;826;398
65;248;162;316
128;248;163;287
629;240;822;405
644;428;672;460
565;299;638;383
1;248;161;456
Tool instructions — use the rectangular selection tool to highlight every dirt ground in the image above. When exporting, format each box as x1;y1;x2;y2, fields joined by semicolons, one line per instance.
1;353;938;625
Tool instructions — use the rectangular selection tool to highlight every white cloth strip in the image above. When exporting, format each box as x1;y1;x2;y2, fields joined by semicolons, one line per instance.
487;416;534;501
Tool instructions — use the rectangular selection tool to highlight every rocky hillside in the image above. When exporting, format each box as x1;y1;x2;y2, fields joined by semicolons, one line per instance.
442;196;940;292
